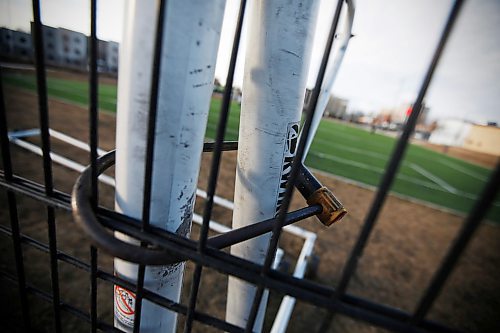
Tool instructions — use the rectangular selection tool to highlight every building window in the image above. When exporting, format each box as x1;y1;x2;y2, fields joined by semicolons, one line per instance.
20;36;27;43
48;43;54;49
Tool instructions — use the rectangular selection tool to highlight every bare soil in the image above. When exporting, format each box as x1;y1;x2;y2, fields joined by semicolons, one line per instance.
419;142;499;169
1;73;499;333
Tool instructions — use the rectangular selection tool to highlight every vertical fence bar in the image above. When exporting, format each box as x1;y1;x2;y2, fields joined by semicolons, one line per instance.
412;162;500;323
112;0;164;330
240;1;342;331
89;0;98;205
319;0;465;330
89;0;99;331
132;0;167;331
31;1;62;331
114;1;226;332
225;0;321;331
0;67;31;330
132;266;146;333
183;1;247;332
90;246;98;332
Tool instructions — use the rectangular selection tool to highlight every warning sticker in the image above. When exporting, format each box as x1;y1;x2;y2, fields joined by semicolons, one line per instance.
114;285;136;327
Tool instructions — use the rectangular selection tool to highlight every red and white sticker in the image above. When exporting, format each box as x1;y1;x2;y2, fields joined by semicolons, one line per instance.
114;285;136;327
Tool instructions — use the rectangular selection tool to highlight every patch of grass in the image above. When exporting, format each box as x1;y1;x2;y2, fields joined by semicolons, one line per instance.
2;72;117;112
3;71;498;221
303;120;498;220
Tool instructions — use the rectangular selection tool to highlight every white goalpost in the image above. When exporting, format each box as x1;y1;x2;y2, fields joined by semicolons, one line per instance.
226;0;321;331
113;0;226;331
302;0;356;159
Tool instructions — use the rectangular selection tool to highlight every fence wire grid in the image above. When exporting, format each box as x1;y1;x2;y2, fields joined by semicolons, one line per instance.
1;0;500;332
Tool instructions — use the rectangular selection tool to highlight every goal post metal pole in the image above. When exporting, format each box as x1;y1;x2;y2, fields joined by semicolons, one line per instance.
113;0;226;331
226;0;320;331
302;0;356;160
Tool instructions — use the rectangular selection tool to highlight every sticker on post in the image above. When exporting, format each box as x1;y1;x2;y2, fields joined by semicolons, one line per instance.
275;122;299;215
114;285;136;327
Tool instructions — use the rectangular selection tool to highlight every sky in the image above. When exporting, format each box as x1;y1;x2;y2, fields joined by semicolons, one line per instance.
1;0;499;124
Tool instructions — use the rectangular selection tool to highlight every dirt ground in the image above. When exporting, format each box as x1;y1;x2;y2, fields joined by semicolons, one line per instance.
419;142;498;169
1;71;500;333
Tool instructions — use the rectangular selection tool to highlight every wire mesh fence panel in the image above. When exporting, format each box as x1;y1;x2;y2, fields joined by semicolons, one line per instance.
1;0;499;332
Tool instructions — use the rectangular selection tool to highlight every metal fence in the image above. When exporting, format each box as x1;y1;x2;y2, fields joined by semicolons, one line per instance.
1;0;499;332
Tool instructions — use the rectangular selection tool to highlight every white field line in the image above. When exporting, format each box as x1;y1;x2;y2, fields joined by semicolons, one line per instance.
10;137;115;186
409;163;458;194
312;151;442;190
311;151;500;207
438;159;488;181
195;188;234;210
312;137;387;160
49;129;108;156
7;128;41;139
313;138;488;193
313;151;385;172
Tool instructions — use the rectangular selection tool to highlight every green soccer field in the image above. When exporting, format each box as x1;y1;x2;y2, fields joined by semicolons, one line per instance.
3;71;499;221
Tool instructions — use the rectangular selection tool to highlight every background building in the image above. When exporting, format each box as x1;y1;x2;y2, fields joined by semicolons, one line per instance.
379;103;429;126
97;39;119;73
303;89;349;119
59;28;87;69
463;124;500;156
0;27;32;61
324;95;348;119
429;119;500;156
428;118;472;147
1;25;118;75
35;24;60;66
